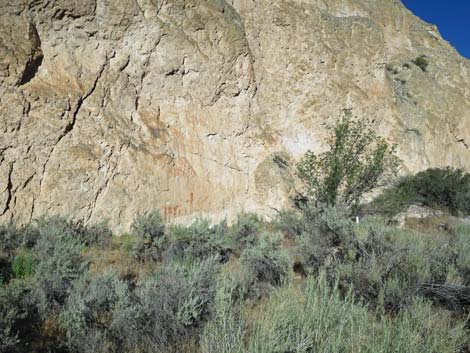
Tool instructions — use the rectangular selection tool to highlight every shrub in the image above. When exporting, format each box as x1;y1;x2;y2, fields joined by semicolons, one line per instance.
114;257;220;352
2;207;470;351
333;241;411;311
296;210;470;313
230;213;263;251
174;257;220;327
131;211;166;246
60;271;131;353
337;218;406;306
165;219;232;263
0;223;22;263
0;223;22;257
0;309;18;352
370;167;470;216
297;206;355;273
1;223;39;284
12;252;36;279
410;167;470;214
79;221;113;247
367;179;416;216
380;298;466;353
249;275;366;353
242;234;292;298
412;55;429;72
336;216;470;312
1;222;39;251
0;284;21;352
0;279;40;353
35;216;112;247
273;210;305;238
163;213;260;263
297;110;401;210
32;224;88;317
131;211;167;261
200;272;247;353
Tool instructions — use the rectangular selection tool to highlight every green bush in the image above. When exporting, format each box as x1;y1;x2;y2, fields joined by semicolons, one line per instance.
296;211;469;312
1;223;39;284
80;221;113;247
32;224;88;317
0;308;18;352
332;222;412;311
297;206;355;273
114;257;220;352
412;55;429;72
410;167;470;214
367;180;416;216
242;234;292;298
297;110;401;210
230;213;263;251
0;284;21;352
273;210;305;238
131;211;166;247
0;279;40;353
60;271;131;353
0;223;25;256
12;252;36;279
166;219;232;263
0;222;39;253
164;213;265;262
371;167;470;216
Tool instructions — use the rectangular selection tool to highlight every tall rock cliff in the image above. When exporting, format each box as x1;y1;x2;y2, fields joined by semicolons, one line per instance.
1;0;469;232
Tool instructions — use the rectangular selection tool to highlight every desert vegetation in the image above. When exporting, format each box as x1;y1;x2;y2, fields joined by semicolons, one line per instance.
297;109;401;211
370;167;470;217
412;55;429;72
1;200;470;353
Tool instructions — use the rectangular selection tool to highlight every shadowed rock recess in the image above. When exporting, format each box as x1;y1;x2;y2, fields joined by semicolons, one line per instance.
0;0;469;232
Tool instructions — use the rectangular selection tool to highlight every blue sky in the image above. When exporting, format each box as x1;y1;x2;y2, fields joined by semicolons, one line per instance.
402;0;470;59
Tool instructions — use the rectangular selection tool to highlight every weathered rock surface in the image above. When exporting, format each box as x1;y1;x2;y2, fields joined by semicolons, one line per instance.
0;0;469;232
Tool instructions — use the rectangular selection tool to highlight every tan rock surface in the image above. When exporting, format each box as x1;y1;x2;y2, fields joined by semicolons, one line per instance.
0;0;469;232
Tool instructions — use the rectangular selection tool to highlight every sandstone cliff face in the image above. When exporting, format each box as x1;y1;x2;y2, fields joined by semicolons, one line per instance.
1;0;469;232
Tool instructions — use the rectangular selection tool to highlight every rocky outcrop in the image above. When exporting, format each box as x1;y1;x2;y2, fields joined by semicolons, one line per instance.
1;0;469;232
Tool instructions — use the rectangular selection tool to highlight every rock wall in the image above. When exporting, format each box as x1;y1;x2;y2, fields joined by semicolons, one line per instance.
1;0;469;232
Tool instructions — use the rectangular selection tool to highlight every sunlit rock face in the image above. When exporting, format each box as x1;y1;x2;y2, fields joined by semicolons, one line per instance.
1;0;469;232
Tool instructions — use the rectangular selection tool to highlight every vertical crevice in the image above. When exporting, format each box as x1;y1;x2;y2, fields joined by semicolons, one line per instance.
18;23;44;85
1;164;13;216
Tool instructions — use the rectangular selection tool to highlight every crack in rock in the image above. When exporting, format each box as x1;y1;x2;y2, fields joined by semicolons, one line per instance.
18;23;43;86
64;52;113;138
449;128;469;149
47;52;114;161
1;163;13;216
34;52;115;214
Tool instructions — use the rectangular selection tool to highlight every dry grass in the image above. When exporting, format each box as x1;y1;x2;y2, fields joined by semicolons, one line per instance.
85;235;158;281
404;213;463;235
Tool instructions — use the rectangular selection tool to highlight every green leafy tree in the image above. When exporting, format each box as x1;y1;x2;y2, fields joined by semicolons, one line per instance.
297;110;401;209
